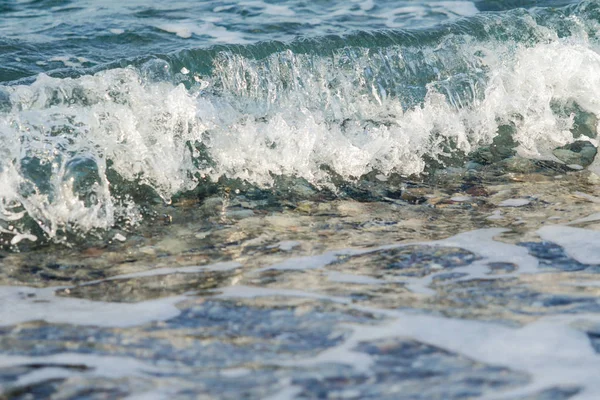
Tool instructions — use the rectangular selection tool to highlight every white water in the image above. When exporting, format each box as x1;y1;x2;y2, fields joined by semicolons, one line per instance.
2;25;600;241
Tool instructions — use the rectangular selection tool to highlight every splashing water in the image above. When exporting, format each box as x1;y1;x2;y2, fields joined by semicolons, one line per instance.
1;1;600;244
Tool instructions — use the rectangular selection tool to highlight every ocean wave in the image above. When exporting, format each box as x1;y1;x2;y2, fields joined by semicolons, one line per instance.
1;0;600;244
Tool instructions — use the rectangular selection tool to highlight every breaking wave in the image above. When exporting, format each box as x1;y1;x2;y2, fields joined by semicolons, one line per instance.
1;0;600;244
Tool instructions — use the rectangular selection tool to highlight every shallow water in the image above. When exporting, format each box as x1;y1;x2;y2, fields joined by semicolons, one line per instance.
2;0;600;399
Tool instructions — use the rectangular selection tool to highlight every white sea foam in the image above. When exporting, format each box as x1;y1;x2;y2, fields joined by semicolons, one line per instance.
0;286;186;327
569;212;600;225
326;271;385;285
48;56;91;68
538;225;600;265
0;261;240;327
450;195;472;202
0;67;201;242
0;353;166;393
82;261;241;285
288;311;600;400
206;38;600;185
499;198;531;207
487;210;504;220
261;382;303;400
267;240;301;251
217;283;600;400
156;22;249;43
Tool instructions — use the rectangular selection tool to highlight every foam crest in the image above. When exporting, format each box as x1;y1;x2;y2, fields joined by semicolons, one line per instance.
0;67;204;243
207;38;600;182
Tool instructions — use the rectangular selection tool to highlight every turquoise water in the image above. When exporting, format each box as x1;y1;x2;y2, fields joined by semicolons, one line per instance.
0;0;580;83
0;0;558;82
0;0;483;82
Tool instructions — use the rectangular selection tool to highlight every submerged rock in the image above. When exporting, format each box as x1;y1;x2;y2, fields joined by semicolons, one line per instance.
552;141;597;168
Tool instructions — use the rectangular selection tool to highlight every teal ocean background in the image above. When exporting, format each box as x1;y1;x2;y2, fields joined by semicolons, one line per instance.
0;0;579;83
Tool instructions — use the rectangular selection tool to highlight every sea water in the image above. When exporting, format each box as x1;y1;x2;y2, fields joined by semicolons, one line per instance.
2;1;600;399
